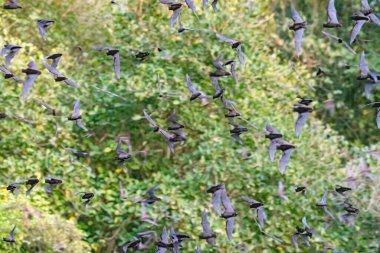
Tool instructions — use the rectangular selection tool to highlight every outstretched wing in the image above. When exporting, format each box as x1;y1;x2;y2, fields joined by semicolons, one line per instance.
327;0;339;24
302;216;310;229
186;74;197;93
361;0;371;11
322;206;335;220
294;28;305;57
211;190;222;215
170;9;181;28
321;30;340;41
376;109;380;129
9;225;16;239
279;148;294;174
257;206;266;229
5;50;17;68
37;22;47;40
291;234;299;248
369;13;380;26
63;78;80;88
342;41;357;55
350;20;366;44
221;189;234;212
201;210;212;234
158;128;174;139
210;76;222;95
76;119;88;132
42;62;64;77
295;112;310;137
113;52;121;80
216;34;238;45
319;191;328;205
21;74;39;99
211;0;218;12
226;217;235;241
185;0;196;12
72;100;81;118
268;139;280;161
143;110;158;128
291;4;304;23
241;195;256;205
161;226;168;244
360;51;370;76
236;45;246;68
230;61;238;83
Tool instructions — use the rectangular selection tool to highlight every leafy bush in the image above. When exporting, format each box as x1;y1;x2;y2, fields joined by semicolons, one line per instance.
0;0;379;252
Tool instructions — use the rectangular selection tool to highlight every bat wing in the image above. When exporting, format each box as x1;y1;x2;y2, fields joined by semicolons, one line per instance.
76;119;88;132
42;62;63;77
211;190;222;215
294;28;305;57
302;216;310;229
365;81;376;97
216;33;238;44
51;57;62;69
5;52;15;68
241;195;256;205
279;148;293;174
360;51;370;76
211;0;218;12
63;78;80;88
319;191;328;205
350;20;366;44
143;110;157;128
226;217;234;241
161;226;168;244
361;0;371;11
185;0;196;12
295;112;310;137
237;45;246;68
322;206;335;220
210;76;222;95
202;0;208;9
158;128;174;139
257;206;266;229
72;100;81;118
369;13;380;26
170;9;181;28
221;189;234;212
327;0;339;24
321;30;340;41
268;139;280;161
300;234;310;246
291;234;299;248
21;74;38;99
230;62;238;83
38;22;47;40
201;210;212;234
36;98;54;112
342;41;356;55
376;109;380;129
9;225;16;239
113;53;121;80
291;4;304;23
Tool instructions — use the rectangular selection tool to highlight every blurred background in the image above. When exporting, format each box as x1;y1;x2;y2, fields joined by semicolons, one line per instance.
0;0;379;252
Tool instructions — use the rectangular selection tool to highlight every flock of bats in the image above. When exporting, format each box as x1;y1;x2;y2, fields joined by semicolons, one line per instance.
0;0;378;252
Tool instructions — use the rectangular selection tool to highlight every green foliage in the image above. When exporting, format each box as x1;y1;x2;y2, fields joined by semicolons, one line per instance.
271;0;380;145
0;192;90;252
0;0;379;253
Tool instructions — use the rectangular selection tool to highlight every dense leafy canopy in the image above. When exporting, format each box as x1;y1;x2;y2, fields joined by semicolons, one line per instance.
0;0;379;252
